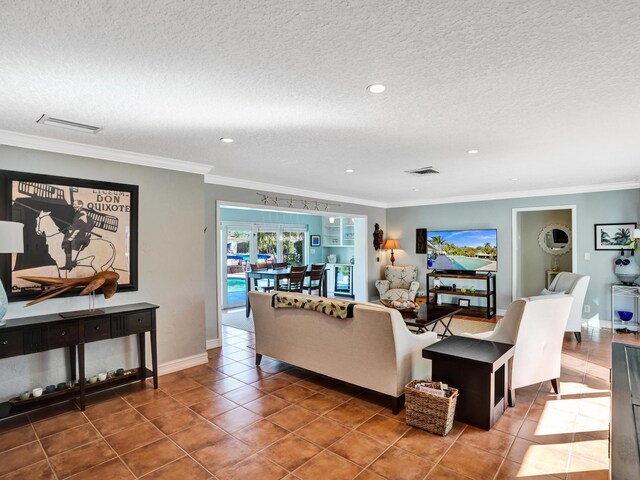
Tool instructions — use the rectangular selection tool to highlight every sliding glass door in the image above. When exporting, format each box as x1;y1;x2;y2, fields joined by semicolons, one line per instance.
221;222;307;309
257;229;277;263
282;230;305;265
223;226;251;308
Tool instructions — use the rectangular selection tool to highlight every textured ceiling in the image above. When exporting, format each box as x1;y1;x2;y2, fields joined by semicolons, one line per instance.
1;1;640;206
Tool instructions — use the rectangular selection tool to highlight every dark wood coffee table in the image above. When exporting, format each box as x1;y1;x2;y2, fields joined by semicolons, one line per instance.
400;304;461;337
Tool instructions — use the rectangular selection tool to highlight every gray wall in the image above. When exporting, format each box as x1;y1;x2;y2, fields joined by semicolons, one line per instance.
0;145;206;400
204;183;387;341
387;189;640;320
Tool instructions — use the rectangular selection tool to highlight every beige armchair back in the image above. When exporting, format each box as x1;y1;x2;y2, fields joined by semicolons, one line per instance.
460;294;573;406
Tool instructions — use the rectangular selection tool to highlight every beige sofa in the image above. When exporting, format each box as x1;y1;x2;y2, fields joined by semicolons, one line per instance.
248;291;439;413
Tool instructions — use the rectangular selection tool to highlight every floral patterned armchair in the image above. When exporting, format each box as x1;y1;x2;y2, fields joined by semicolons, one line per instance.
375;265;420;301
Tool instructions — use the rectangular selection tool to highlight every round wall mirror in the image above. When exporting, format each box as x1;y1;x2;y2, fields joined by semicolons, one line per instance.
538;224;572;255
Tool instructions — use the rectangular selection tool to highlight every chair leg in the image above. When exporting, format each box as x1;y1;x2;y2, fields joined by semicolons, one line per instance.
508;388;515;407
574;331;582;342
551;378;560;395
255;353;263;366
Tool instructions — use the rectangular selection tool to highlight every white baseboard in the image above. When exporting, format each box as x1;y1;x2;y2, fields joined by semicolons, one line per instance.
496;308;507;317
206;338;221;350
158;352;208;376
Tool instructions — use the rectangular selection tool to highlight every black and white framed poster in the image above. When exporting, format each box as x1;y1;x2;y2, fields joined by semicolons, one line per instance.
594;223;636;251
0;170;138;302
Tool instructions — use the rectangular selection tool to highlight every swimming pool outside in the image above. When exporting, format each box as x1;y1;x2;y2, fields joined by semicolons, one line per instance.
449;256;494;270
227;277;247;304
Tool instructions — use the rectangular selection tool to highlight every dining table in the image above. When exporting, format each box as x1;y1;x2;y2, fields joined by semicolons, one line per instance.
245;266;328;317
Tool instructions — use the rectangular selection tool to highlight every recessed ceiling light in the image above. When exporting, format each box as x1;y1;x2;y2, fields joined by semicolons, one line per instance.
366;84;386;93
345;169;354;173
413;188;420;192
511;177;519;181
220;138;235;143
467;149;479;154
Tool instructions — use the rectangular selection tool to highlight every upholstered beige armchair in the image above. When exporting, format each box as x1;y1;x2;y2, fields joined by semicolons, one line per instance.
547;272;590;342
460;294;573;406
375;265;420;302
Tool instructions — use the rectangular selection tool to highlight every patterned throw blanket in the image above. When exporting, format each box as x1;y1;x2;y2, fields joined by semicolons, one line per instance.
271;292;355;319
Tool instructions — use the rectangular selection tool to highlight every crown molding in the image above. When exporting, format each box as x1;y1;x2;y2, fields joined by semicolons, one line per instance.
386;180;640;209
2;129;636;210
204;174;388;209
0;129;212;175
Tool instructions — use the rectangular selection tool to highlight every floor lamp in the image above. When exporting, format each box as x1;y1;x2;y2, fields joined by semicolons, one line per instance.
0;221;24;326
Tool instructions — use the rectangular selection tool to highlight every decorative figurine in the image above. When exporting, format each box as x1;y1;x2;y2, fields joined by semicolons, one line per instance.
373;223;384;262
18;271;120;306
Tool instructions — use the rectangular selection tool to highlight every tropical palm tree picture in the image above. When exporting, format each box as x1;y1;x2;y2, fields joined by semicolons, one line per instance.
594;223;637;250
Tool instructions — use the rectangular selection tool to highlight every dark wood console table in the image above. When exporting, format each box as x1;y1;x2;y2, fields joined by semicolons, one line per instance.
0;302;158;418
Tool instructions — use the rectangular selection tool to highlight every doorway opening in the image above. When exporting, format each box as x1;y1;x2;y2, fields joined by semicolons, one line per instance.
512;205;577;300
217;202;368;333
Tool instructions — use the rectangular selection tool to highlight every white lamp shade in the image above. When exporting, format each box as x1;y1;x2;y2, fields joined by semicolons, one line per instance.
0;221;24;253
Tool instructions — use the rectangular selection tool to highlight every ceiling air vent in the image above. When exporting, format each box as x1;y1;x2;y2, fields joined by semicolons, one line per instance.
36;114;103;134
405;166;440;177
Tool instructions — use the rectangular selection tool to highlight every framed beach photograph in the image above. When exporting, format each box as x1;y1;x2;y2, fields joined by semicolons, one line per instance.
310;234;321;247
594;223;636;251
0;170;139;302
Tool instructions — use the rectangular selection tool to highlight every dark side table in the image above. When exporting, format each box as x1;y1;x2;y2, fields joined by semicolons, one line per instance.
422;336;515;430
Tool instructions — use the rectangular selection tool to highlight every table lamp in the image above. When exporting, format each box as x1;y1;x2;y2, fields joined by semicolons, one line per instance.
383;239;399;266
0;221;24;326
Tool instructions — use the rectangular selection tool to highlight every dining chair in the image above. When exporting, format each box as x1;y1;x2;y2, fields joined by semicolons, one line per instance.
248;263;271;291
305;263;326;295
277;265;307;292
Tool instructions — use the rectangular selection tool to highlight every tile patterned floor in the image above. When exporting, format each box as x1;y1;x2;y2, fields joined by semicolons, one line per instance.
0;324;631;479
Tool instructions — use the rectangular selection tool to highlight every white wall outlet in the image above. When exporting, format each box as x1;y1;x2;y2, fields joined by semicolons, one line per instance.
584;252;590;261
584;304;591;313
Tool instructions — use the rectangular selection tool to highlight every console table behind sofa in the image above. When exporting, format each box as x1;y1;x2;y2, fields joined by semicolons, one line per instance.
0;302;159;419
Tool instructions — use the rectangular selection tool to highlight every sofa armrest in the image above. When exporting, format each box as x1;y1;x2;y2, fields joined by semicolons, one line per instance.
390;313;439;393
375;279;390;297
408;281;420;301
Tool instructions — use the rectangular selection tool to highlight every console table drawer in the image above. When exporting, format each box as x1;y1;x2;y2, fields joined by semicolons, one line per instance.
126;311;152;334
48;322;78;349
84;317;111;342
0;331;23;359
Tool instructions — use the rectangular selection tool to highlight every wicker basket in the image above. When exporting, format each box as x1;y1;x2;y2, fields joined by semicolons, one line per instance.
405;380;459;436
